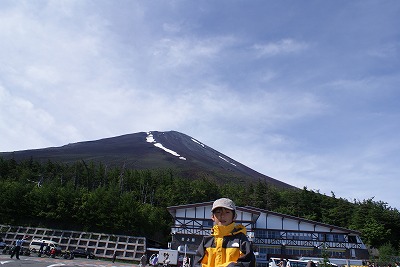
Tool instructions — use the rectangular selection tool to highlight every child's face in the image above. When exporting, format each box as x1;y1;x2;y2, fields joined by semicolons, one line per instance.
212;207;235;226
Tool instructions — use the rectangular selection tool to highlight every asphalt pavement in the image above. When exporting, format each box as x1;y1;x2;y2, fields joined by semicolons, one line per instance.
0;253;137;267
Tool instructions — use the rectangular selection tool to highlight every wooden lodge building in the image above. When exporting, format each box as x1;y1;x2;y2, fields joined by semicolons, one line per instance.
167;201;369;267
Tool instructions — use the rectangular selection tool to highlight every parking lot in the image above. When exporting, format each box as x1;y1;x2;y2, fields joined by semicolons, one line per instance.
0;253;136;267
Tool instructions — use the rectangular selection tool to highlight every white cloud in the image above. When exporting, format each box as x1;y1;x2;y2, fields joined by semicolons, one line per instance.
152;36;236;68
0;2;109;95
0;0;399;210
162;22;181;33
253;39;309;57
0;85;76;151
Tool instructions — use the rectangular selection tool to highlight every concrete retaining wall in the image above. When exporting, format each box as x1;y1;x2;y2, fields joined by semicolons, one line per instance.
0;224;146;261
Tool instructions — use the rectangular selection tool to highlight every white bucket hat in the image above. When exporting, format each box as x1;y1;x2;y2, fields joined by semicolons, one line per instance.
211;198;236;212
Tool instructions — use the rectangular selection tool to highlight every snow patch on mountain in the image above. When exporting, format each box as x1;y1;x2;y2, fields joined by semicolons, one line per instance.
146;131;236;166
191;137;236;166
146;132;186;160
219;155;237;166
191;138;205;147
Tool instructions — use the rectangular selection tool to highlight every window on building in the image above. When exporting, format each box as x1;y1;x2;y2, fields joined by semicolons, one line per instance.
255;230;267;239
302;233;313;240
256;247;267;260
318;233;325;241
325;234;345;242
287;232;297;240
267;247;281;255
255;229;279;239
286;247;294;255
330;250;345;258
267;231;279;239
202;220;213;227
333;234;345;242
287;232;313;241
348;235;357;244
285;248;313;257
259;247;267;254
326;234;334;242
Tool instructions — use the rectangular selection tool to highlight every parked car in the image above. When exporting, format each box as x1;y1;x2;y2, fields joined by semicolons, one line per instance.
72;248;95;259
29;239;59;253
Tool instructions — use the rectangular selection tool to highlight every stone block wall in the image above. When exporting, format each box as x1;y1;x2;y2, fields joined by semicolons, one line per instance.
0;224;146;261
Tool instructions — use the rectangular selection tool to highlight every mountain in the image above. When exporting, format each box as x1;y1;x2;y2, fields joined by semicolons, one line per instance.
0;130;294;188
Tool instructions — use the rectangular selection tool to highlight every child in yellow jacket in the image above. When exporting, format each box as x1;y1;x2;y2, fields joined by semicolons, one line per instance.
195;198;255;267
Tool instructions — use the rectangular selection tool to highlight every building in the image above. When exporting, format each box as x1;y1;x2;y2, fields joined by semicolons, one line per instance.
167;201;369;267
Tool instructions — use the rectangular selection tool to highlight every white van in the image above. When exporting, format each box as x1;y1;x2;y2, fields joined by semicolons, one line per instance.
29;239;59;252
269;258;321;267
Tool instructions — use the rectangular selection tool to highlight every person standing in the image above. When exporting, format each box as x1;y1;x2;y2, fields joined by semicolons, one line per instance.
139;254;148;267
10;237;28;260
112;251;117;263
194;198;255;267
39;241;46;256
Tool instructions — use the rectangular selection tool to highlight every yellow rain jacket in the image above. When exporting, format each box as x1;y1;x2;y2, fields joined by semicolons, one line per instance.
195;222;255;267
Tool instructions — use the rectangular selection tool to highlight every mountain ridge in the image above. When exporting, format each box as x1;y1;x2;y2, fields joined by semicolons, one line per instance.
0;130;294;188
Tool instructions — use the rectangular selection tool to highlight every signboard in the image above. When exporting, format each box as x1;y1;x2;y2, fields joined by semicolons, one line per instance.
158;249;179;265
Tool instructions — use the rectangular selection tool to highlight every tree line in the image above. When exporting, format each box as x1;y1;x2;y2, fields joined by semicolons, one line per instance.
0;157;399;257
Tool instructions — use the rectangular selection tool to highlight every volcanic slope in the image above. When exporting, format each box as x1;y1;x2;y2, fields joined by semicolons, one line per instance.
0;131;294;188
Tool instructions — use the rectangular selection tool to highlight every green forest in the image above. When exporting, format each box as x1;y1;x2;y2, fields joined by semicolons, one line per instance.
1;157;399;259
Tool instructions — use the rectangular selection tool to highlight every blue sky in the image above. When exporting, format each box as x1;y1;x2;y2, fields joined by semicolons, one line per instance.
1;0;399;210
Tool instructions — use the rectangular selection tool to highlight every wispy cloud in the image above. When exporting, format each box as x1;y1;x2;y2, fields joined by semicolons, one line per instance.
0;0;399;209
152;36;236;68
367;42;400;58
253;39;309;57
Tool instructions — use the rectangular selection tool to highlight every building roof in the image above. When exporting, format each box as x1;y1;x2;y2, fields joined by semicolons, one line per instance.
245;206;361;235
167;201;361;235
168;201;260;217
